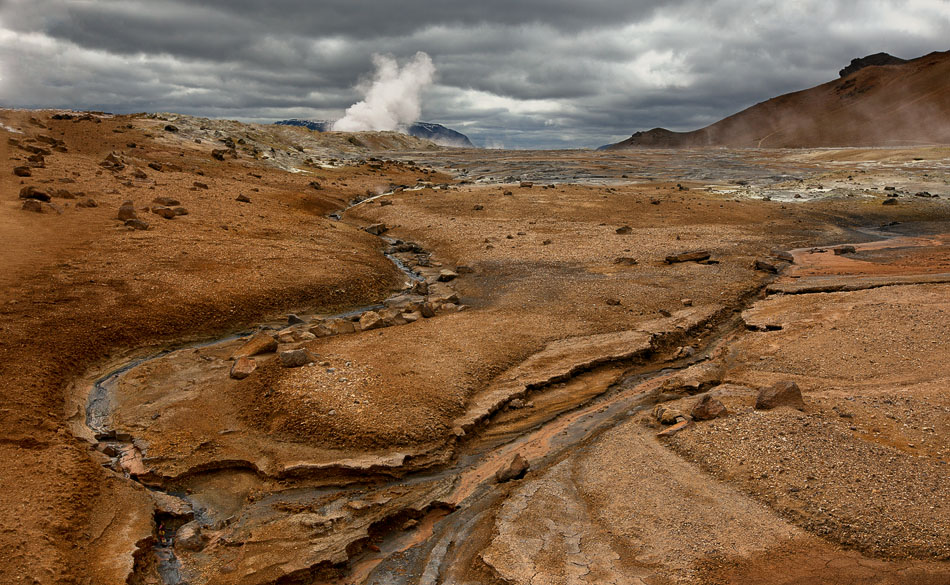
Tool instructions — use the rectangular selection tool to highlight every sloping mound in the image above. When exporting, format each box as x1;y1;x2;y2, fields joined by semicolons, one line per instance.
607;51;950;149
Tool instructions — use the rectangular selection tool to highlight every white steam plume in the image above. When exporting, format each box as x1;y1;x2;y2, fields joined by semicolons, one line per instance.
332;52;435;132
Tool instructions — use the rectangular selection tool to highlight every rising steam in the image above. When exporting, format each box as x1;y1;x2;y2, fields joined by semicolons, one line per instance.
332;52;435;132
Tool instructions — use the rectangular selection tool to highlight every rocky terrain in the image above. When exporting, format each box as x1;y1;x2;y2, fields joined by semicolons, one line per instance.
607;50;950;149
1;108;949;585
275;119;475;148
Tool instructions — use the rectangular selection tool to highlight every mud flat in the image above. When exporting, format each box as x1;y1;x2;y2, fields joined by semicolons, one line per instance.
1;109;950;584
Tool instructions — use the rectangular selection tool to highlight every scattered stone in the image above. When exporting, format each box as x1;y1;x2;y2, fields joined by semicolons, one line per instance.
754;259;779;273
76;198;98;208
519;181;533;188
287;314;305;325
914;191;934;198
164;124;179;133
606;298;621;306
174;522;204;552
690;394;728;420
171;206;189;216
152;196;180;206
279;348;315;368
193;181;209;189
420;302;437;318
131;168;147;179
13;166;31;177
834;245;857;255
308;181;322;190
231;331;278;359
495;454;529;483
364;223;388;236
124;218;149;230
21;199;60;213
770;249;794;263
19;186;50;201
437;269;458;282
654;404;687;425
211;149;228;161
473;204;484;210
882;198;897;206
151;206;177;219
755;380;805;411
665;250;711;264
615;225;632;235
236;194;251;203
503;190;513;196
359;310;387;331
230;357;257;380
148;162;164;172
614;257;638;265
117;201;137;221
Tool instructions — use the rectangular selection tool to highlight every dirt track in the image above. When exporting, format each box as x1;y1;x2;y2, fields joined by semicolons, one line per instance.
1;109;949;585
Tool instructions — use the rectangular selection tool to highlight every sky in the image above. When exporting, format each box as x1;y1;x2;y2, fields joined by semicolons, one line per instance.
0;0;948;149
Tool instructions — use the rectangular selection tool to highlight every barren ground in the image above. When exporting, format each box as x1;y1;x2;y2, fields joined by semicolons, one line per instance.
1;109;948;585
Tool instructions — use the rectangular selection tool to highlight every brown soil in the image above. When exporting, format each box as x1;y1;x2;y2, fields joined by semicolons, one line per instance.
2;108;949;585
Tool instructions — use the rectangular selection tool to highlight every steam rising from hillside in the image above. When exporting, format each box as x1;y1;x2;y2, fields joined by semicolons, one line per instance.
332;52;435;132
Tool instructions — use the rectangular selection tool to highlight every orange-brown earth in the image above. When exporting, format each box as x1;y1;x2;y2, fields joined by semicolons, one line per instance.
1;109;949;585
608;50;950;149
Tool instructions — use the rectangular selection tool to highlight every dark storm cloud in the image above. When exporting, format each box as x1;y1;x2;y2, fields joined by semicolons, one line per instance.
1;0;948;148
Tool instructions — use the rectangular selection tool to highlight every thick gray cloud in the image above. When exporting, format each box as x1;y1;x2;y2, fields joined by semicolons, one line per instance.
1;0;948;148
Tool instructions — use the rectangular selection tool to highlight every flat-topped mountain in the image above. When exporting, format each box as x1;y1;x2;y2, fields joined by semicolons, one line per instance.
606;50;950;149
276;119;474;148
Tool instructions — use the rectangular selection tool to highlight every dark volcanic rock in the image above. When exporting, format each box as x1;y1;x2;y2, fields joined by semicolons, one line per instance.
839;52;907;78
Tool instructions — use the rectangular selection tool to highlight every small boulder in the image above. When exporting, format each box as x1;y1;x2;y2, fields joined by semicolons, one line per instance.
495;454;529;483
665;250;711;264
164;124;179;133
833;245;857;255
76;198;98;208
754;259;779;273
653;404;687;425
690;394;728;421
229;357;257;380
174;522;204;552
148;162;164;172
19;186;50;201
124;219;149;230
151;206;177;219
172;206;189;216
236;194;251;203
279;348;315;368
323;318;356;335
437;269;458;282
152;196;180;206
615;225;632;235
519;181;533;188
231;331;278;359
21;199;59;213
13;166;31;177
882;198;898;206
117;201;137;221
287;314;305;326
131;168;147;179
359;310;387;331
754;380;805;411
364;223;388;236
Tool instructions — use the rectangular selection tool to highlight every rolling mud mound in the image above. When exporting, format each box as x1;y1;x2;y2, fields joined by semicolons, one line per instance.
608;50;950;149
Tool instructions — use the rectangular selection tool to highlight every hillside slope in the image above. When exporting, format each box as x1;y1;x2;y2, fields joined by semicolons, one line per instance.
607;51;950;149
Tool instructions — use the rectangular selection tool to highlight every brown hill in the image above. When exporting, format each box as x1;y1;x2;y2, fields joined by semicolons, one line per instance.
607;51;950;149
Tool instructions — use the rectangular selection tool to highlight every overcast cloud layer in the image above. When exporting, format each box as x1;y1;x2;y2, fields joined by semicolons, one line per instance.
1;0;948;148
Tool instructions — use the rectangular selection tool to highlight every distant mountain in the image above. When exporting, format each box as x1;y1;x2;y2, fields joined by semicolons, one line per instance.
605;50;950;149
275;119;474;148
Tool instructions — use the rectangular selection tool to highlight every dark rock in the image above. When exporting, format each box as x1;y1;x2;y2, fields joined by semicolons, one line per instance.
171;207;189;216
164;124;179;133
308;181;322;190
519;181;533;188
152;196;180;206
770;249;795;263
380;199;393;206
193;181;209;189
839;52;906;78
833;245;857;255
755;380;805;411
287;314;305;325
21;199;60;213
124;218;149;230
131;168;147;179
13;166;31;177
117;201;137;221
211;149;228;161
148;162;164;172
230;357;257;380
19;186;50;201
690;394;728;420
279;348;315;368
473;204;484;210
437;269;458;282
236;194;251;203
615;225;632;235
151;206;177;219
605;298;621;306
665;250;711;264
914;191;934;198
495;453;529;483
76;198;98;208
882;198;898;206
